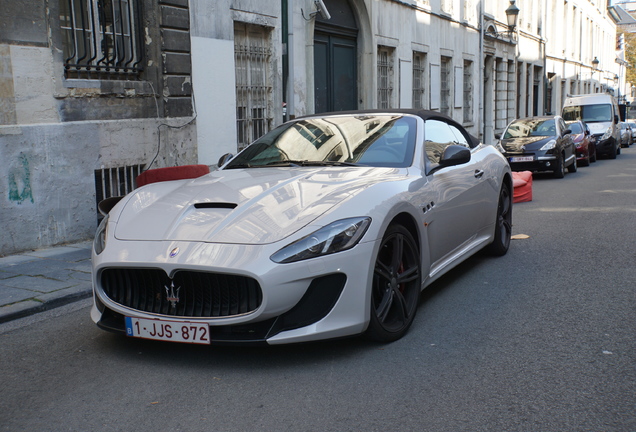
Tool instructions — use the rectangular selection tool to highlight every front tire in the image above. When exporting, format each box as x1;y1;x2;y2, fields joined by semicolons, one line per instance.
366;225;421;343
486;182;512;256
567;156;577;173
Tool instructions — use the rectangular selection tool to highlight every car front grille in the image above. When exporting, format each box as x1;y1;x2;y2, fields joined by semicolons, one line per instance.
100;268;262;318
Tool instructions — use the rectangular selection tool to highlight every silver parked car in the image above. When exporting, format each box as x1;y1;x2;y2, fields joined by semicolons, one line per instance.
619;122;633;148
92;110;513;345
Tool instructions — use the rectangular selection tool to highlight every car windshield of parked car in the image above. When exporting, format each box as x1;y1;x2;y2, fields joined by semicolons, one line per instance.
567;122;583;134
503;119;556;139
562;104;612;122
224;114;417;169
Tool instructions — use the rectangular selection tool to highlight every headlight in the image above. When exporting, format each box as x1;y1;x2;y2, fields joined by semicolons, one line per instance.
601;127;612;141
271;217;371;264
94;214;109;255
495;142;506;153
540;139;557;151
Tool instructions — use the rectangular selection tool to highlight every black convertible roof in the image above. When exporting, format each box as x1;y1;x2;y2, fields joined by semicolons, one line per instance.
299;109;482;148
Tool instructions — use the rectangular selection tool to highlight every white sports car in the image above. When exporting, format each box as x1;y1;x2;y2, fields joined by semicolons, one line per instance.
91;110;512;345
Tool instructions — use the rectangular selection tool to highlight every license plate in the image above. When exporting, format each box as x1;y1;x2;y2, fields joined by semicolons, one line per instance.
125;317;210;344
510;156;534;162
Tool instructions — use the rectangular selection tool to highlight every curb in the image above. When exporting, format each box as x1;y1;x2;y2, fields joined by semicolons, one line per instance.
0;286;93;324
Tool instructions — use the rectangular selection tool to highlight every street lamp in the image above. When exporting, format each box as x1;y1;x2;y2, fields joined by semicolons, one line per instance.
505;0;520;33
592;57;600;71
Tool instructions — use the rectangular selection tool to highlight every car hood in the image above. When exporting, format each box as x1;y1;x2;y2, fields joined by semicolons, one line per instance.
114;167;402;245
501;136;553;152
586;122;611;135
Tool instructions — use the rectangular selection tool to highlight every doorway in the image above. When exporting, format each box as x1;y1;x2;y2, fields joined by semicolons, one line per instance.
313;0;358;113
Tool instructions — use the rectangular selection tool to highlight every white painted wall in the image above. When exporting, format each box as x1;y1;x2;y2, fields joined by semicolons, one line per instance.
191;37;237;165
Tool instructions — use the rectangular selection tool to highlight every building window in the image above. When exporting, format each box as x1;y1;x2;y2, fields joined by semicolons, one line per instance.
235;23;273;150
60;0;143;79
413;52;427;109
463;60;473;123
440;56;452;116
377;46;394;109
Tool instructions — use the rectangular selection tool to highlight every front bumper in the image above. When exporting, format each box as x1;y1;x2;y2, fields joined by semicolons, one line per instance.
594;136;617;155
575;144;589;161
505;155;557;173
91;239;378;345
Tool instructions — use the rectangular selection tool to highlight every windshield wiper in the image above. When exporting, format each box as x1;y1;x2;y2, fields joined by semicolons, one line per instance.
250;160;363;168
264;160;303;167
318;161;362;167
224;163;252;169
271;160;362;167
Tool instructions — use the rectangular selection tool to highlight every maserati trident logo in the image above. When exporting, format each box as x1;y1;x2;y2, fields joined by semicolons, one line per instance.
165;281;181;308
169;247;180;258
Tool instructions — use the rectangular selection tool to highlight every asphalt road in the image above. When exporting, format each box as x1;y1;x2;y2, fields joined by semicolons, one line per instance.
1;148;635;432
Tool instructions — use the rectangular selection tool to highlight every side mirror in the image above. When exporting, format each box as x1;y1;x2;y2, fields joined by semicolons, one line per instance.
98;196;124;216
429;145;471;175
217;153;234;167
563;129;572;135
494;133;501;140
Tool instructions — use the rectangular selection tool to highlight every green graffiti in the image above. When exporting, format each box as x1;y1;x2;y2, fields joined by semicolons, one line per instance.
9;153;34;204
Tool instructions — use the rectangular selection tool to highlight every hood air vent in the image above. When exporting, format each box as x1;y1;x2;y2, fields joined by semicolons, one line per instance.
194;202;238;209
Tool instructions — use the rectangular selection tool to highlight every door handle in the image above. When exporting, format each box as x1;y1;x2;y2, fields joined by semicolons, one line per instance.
474;169;484;178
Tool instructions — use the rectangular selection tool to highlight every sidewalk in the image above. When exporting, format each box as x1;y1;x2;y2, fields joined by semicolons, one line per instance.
0;241;93;323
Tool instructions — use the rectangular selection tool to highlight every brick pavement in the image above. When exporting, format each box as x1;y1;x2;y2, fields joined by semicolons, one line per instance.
0;241;93;323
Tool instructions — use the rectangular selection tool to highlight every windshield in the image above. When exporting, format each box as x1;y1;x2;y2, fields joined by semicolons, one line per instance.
566;122;582;134
503;118;556;139
562;104;612;122
225;115;417;169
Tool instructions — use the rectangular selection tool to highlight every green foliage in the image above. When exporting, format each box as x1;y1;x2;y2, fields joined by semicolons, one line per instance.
622;32;636;86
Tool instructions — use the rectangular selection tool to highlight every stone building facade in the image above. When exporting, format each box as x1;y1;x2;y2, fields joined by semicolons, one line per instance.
1;0;197;255
0;0;619;255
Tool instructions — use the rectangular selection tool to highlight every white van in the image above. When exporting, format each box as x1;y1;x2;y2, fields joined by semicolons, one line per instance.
562;94;621;159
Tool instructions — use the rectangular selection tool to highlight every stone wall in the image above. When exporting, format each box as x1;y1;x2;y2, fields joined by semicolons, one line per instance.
0;119;197;256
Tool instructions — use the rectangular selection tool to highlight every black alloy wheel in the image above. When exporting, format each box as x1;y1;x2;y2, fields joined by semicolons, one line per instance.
366;224;421;342
486;182;512;256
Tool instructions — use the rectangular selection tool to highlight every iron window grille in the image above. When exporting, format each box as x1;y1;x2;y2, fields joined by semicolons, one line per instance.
463;60;473;123
413;52;427;109
60;0;144;79
377;47;394;109
94;164;144;221
440;57;451;116
235;23;273;150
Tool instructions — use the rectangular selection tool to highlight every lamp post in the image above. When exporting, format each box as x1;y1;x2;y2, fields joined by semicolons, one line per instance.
505;0;520;35
591;57;600;92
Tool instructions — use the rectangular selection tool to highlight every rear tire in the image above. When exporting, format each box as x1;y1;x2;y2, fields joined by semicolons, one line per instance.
553;154;565;178
580;156;590;167
486;182;512;256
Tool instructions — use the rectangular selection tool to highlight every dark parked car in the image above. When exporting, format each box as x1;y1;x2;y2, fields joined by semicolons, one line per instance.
618;122;632;148
566;120;596;166
497;115;577;178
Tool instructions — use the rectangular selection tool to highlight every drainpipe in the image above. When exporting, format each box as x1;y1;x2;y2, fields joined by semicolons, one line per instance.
285;0;295;121
479;2;485;142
